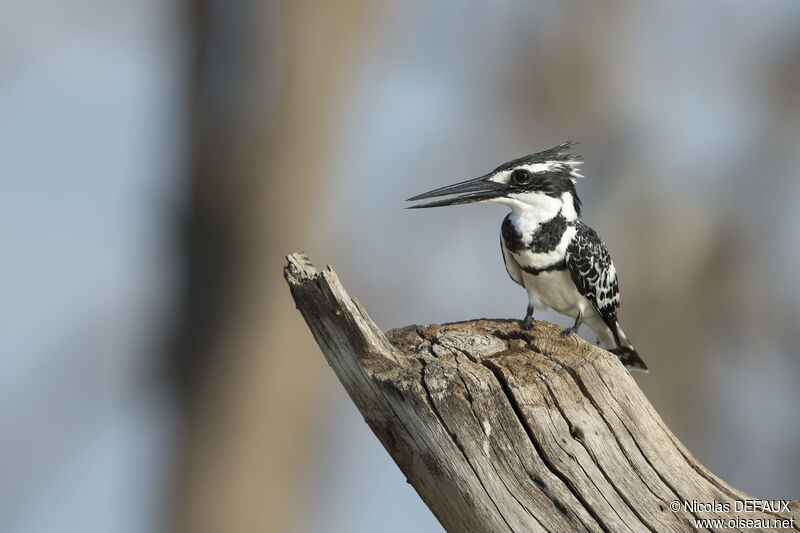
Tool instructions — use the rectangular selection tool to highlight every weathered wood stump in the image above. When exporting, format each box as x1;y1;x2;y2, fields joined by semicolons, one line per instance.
284;253;798;532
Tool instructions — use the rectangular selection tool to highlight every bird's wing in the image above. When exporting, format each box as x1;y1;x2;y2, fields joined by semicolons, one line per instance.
565;222;620;331
500;237;524;287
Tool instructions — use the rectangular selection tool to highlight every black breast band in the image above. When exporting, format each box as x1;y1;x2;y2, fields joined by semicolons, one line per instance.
521;260;567;275
501;211;570;254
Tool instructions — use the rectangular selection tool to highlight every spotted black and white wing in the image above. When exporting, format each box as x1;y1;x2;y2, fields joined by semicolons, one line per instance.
565;222;620;330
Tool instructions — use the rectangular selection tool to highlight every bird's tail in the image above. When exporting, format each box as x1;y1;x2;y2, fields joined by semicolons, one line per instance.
605;322;648;373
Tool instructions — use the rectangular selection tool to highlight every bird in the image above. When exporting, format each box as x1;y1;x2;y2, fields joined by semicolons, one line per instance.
406;141;647;372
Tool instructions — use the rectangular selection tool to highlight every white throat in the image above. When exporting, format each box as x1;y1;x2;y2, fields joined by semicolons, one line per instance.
488;191;577;225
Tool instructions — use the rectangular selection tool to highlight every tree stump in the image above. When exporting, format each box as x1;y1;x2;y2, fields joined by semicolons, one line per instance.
284;253;798;532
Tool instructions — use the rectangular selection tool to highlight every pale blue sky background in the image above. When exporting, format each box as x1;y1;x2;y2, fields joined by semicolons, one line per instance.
1;2;180;532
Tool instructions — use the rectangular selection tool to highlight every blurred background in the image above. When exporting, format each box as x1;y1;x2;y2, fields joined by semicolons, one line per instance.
2;1;799;532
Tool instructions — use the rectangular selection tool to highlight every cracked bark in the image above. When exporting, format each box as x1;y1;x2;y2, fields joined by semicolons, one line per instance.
284;253;799;533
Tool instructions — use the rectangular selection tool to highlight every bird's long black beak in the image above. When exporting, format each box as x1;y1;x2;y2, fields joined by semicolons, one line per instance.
405;173;505;208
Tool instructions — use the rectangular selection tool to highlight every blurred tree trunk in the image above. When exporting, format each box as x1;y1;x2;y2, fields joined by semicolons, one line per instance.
171;2;372;532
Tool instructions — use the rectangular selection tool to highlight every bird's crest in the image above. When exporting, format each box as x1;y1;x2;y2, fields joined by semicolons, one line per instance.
495;141;583;180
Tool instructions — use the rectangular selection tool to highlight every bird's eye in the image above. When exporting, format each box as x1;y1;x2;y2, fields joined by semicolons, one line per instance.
509;169;532;186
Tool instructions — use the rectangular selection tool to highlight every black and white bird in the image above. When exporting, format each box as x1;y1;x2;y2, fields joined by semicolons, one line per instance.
407;142;647;372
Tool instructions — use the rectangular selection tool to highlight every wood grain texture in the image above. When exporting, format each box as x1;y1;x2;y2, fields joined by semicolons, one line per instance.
284;253;799;532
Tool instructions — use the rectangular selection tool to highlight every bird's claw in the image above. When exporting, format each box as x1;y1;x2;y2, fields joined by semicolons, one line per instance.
560;327;578;338
522;317;534;330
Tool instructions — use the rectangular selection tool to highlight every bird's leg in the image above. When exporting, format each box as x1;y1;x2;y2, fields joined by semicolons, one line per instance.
522;304;535;330
560;309;583;338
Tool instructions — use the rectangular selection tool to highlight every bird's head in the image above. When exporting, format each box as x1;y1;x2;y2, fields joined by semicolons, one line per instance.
407;141;583;221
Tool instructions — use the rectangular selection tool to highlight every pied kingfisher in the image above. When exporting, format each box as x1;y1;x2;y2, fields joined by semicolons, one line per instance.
407;142;647;372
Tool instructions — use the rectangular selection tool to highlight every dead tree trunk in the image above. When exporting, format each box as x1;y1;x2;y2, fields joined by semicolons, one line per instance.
284;253;799;533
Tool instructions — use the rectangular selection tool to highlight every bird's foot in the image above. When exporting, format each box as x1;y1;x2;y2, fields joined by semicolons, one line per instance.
559;326;579;338
560;310;583;338
521;304;534;330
